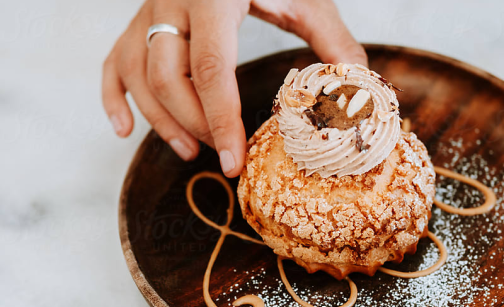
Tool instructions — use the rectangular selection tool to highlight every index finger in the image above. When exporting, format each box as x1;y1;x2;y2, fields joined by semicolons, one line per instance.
189;2;248;178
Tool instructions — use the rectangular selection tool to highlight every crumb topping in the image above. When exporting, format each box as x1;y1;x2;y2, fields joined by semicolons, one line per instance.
237;117;436;271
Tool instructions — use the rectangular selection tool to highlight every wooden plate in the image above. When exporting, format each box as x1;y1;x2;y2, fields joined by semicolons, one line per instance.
119;45;504;307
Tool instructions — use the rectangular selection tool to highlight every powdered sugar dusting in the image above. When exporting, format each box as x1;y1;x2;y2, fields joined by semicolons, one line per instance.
217;268;350;306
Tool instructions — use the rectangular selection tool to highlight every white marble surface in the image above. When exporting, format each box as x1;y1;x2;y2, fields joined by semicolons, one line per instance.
0;0;502;306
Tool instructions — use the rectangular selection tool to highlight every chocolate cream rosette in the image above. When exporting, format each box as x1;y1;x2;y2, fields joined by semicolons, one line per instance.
238;63;436;279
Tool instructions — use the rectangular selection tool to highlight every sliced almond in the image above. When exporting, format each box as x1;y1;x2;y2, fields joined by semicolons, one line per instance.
285;88;316;108
336;63;349;76
337;94;347;109
284;68;299;85
322;80;342;95
347;89;370;117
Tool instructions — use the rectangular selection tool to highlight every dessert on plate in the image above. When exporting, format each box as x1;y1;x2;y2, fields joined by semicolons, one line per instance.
237;63;436;279
183;62;496;307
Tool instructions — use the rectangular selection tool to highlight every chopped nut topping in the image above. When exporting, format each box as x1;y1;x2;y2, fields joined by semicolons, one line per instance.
284;68;299;86
377;109;393;122
329;64;337;74
336;63;349;76
285;88;316;108
324;64;336;75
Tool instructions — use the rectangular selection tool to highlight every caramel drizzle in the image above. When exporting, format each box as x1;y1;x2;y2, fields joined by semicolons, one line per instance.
232;295;265;307
277;257;357;307
377;231;448;278
185;138;497;306
433;166;497;216
402;119;496;216
186;172;264;307
186;172;357;307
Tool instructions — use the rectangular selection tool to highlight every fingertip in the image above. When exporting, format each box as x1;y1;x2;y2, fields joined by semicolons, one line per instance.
219;149;244;178
359;48;369;67
110;111;134;138
169;137;200;161
349;45;369;67
102;56;135;138
320;41;368;67
287;0;368;68
217;128;246;178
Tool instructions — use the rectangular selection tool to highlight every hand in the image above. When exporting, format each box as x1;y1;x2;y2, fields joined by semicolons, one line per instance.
102;0;367;178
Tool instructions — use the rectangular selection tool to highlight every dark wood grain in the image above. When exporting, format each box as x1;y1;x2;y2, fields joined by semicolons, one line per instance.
119;45;504;307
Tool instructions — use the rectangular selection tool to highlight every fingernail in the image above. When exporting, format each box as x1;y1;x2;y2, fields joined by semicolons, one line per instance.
219;150;235;174
110;114;123;135
169;138;195;161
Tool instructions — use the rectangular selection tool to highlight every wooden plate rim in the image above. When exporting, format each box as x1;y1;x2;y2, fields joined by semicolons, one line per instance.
118;44;504;307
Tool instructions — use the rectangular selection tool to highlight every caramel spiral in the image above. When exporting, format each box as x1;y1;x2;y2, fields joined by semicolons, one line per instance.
401;118;496;216
186;172;264;307
433;167;497;215
186;171;357;307
277;257;357;307
378;231;448;278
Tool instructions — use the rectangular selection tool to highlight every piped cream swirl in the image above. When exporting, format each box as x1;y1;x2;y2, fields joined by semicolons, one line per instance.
276;63;401;178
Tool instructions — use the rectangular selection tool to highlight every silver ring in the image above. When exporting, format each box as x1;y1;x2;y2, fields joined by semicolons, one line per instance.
146;24;189;47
